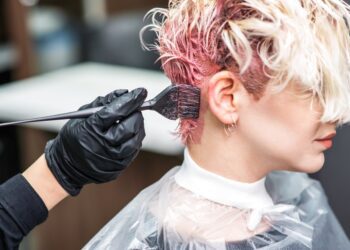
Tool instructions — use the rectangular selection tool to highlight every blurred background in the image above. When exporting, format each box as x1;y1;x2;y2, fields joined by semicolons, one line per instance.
0;0;349;249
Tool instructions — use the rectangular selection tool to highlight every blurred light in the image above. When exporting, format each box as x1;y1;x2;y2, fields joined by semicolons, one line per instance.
19;0;39;7
0;44;17;72
28;7;80;73
82;0;107;26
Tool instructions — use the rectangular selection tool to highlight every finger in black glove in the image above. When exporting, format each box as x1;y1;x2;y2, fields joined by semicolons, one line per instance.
45;88;147;196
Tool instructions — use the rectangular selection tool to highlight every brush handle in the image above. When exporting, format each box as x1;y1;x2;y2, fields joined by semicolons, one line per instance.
139;99;155;111
0;100;155;128
0;107;103;127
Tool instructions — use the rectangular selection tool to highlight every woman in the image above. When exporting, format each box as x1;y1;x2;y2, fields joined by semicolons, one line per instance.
84;0;350;249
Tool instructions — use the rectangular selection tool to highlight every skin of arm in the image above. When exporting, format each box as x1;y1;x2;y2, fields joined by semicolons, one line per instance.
22;154;69;210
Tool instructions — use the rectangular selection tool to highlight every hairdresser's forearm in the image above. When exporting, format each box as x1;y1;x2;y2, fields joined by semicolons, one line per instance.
0;164;50;248
0;155;64;249
22;154;69;210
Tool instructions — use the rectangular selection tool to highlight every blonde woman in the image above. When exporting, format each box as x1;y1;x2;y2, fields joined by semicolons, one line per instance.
85;0;350;249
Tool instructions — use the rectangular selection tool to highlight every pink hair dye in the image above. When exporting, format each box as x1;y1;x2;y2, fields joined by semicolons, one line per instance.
146;0;270;143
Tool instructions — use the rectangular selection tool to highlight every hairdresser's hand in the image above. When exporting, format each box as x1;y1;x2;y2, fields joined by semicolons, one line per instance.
44;88;147;196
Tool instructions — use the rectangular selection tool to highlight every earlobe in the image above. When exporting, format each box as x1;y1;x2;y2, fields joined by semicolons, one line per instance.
208;71;240;125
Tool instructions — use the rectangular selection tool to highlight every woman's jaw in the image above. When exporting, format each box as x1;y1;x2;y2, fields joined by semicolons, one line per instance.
185;73;336;182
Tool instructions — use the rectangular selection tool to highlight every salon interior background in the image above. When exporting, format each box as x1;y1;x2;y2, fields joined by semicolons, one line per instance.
0;0;350;249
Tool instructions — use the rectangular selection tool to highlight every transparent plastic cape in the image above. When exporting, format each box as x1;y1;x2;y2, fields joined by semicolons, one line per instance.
84;168;349;249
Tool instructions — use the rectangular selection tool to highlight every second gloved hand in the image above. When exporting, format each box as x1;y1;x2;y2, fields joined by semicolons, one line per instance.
45;88;148;196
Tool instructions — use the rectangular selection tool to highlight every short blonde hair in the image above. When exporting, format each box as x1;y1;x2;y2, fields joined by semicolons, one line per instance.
142;0;350;142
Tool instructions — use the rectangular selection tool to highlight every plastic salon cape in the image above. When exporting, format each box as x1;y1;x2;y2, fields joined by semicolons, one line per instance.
84;149;350;250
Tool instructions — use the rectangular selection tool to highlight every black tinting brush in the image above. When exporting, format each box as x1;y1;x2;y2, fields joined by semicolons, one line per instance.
0;85;201;127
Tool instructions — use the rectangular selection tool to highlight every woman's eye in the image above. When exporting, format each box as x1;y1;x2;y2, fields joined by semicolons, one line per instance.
302;90;314;98
295;86;314;98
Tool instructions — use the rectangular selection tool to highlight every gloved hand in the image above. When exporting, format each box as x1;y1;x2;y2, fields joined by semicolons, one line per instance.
45;88;147;196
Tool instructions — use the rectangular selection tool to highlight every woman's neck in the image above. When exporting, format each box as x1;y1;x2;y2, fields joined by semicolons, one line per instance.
175;148;273;208
187;130;271;183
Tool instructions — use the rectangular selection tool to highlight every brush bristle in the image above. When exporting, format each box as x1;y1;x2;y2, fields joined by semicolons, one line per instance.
177;85;201;119
143;84;200;120
162;88;178;120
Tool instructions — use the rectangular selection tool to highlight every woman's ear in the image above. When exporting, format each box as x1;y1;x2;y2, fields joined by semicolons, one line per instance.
207;70;243;124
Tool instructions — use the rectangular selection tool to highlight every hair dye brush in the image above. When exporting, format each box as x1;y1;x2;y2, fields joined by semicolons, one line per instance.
0;85;201;127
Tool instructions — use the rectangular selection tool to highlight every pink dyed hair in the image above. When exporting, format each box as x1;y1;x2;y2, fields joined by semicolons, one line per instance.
142;1;268;143
142;0;350;143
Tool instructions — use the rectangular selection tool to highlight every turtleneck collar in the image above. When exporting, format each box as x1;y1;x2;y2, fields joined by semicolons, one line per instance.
175;148;274;209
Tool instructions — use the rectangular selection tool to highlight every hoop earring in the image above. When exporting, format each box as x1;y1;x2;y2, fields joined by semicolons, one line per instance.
224;117;237;136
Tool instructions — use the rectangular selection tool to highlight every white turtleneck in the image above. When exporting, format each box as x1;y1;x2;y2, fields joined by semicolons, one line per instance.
175;148;274;210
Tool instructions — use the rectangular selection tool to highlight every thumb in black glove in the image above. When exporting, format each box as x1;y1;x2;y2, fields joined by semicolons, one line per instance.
45;88;147;196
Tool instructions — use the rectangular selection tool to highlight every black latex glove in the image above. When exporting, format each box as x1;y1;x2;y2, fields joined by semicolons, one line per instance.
45;88;147;196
